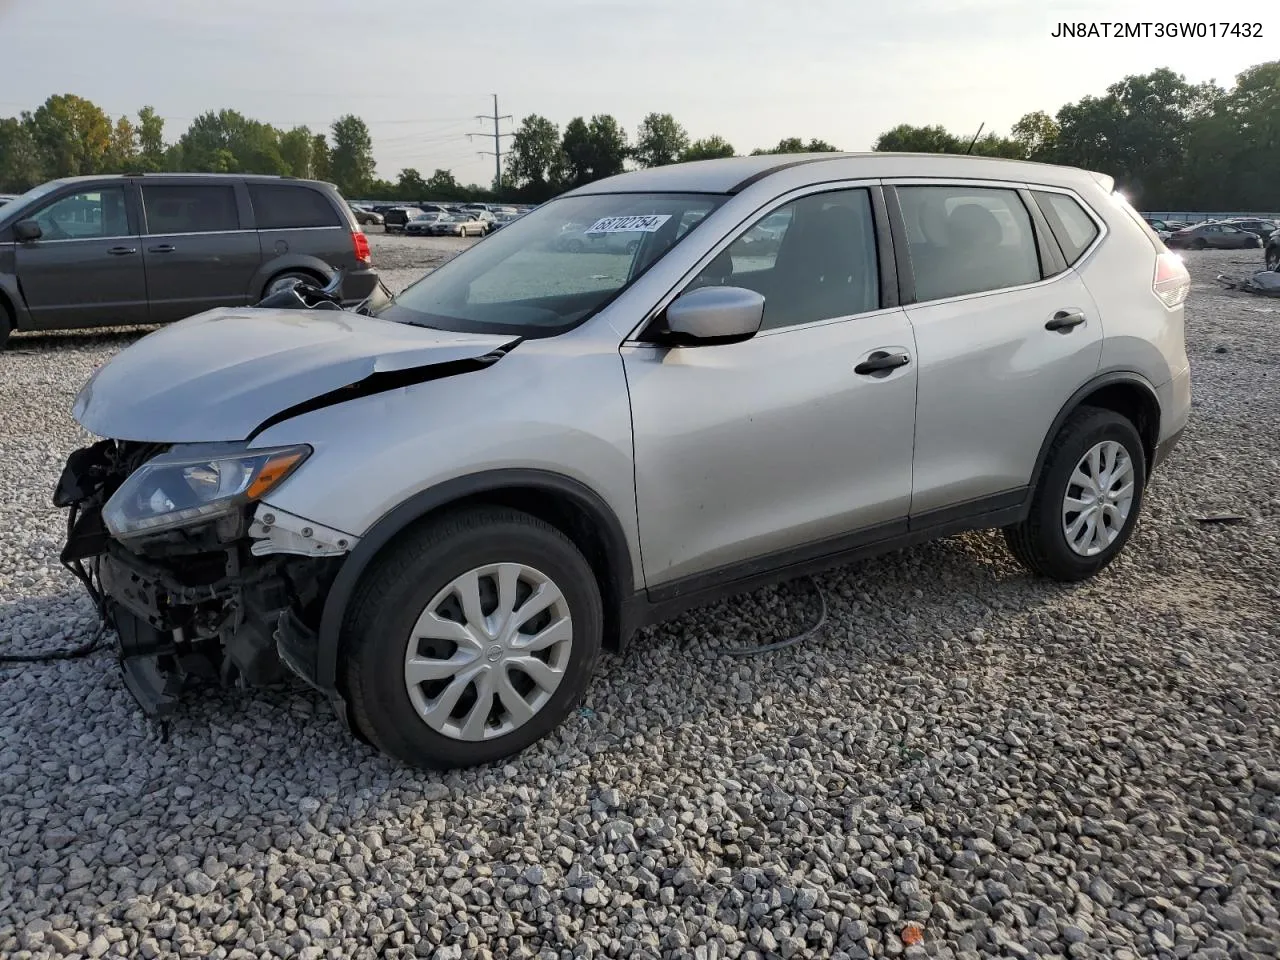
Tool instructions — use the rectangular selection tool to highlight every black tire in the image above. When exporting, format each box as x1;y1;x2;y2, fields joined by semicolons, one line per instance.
566;239;584;253
1189;238;1207;251
264;270;324;298
343;506;603;769
1003;406;1147;582
0;303;11;352
1268;248;1280;271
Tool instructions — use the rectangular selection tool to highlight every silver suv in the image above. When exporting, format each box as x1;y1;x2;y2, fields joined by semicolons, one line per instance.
58;154;1191;769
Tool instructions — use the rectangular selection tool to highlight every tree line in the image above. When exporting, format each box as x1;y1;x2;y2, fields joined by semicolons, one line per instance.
1;58;1275;209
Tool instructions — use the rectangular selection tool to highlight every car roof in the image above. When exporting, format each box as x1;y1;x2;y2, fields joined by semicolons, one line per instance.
36;172;338;189
560;152;1110;197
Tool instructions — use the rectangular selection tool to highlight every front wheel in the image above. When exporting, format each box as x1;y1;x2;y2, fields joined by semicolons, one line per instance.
1189;238;1207;251
1004;406;1147;582
343;507;603;769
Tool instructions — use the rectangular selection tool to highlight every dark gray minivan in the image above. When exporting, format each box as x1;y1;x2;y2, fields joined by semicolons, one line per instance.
0;173;380;349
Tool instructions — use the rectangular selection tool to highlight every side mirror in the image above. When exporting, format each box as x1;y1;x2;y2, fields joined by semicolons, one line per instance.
663;285;764;344
14;220;42;242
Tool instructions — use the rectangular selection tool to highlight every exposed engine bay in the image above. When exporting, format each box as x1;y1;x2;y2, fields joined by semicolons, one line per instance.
55;437;342;717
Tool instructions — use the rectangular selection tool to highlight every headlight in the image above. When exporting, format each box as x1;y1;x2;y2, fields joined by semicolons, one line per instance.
103;443;310;540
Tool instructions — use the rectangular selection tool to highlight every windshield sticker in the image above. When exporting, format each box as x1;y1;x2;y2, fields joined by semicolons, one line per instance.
584;214;672;234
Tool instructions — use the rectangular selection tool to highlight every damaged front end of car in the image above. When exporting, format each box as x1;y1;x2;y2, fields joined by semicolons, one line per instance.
54;437;350;720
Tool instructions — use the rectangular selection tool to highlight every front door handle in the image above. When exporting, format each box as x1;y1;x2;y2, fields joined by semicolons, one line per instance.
855;351;911;375
148;244;176;254
107;245;137;256
1046;309;1087;332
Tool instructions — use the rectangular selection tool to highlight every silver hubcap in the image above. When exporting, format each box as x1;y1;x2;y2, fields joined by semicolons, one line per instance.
403;563;573;741
1062;440;1135;557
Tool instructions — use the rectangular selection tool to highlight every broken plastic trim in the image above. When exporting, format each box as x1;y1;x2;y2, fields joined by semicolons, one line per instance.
245;338;523;442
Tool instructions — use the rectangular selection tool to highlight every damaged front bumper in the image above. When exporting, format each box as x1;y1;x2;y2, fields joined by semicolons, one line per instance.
55;439;352;722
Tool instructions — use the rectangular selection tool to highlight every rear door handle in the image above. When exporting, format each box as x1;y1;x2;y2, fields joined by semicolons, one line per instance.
148;244;176;253
107;246;137;256
1046;309;1087;332
855;351;911;375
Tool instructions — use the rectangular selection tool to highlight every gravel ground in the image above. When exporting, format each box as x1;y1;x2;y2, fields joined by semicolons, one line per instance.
1;241;1278;960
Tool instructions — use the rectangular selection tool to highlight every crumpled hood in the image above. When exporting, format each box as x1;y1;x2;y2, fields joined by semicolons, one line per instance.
73;307;517;442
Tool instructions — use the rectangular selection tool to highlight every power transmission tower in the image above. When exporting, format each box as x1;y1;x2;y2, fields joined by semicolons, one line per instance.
474;95;514;194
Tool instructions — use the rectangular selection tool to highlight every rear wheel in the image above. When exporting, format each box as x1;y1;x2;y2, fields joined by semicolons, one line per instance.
1189;238;1207;250
344;507;603;769
1267;247;1280;271
1004;406;1147;582
264;271;324;298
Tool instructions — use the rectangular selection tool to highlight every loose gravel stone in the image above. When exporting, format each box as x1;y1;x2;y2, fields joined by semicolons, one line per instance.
1;243;1278;958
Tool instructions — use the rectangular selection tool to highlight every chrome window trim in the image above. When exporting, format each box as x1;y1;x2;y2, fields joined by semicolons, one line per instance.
13;234;140;244
623;178;886;341
141;229;257;239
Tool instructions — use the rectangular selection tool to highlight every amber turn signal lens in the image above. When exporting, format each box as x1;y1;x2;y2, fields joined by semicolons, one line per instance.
246;451;306;500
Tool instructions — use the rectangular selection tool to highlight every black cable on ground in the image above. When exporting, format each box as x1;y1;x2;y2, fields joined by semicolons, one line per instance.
0;505;111;665
701;574;828;657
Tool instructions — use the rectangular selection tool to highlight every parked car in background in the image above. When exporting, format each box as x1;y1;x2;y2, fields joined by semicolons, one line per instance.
486;212;523;233
0;173;378;348
349;203;384;227
1266;229;1280;271
383;206;432;234
1165;222;1262;250
1223;218;1277;240
58;153;1190;769
428;212;487;237
404;211;449;236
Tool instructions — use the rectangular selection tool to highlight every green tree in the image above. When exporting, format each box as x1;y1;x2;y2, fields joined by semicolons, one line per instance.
25;94;112;177
506;114;567;199
1053;68;1222;207
872;124;963;153
0;117;44;191
633;113;689;167
751;137;840;155
1010;110;1060;161
1183;60;1280;209
137;107;165;161
310;133;331;181
426;168;464;199
396;167;428;199
561;114;628;187
106;116;137;170
178;109;287;174
329;114;375;196
682;135;735;161
278;126;313;178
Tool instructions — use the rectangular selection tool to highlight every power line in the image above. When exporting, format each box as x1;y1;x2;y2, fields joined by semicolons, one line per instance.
472;95;514;191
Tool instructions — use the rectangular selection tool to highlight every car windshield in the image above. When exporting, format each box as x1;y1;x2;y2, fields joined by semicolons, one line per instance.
377;192;725;337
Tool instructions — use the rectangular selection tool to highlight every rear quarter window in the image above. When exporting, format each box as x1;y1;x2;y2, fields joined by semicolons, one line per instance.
249;184;342;229
1032;191;1101;264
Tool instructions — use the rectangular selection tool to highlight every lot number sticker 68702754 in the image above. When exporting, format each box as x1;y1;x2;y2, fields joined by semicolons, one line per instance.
584;214;672;234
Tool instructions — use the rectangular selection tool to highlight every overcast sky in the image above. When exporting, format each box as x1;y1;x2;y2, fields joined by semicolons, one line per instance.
0;0;1270;186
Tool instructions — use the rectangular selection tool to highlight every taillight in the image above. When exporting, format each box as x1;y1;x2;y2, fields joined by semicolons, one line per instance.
352;231;371;264
1153;252;1189;308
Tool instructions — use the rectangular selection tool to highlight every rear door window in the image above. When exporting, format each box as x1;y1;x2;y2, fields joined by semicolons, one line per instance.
249;184;341;229
897;185;1042;302
1032;191;1101;265
142;184;240;234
